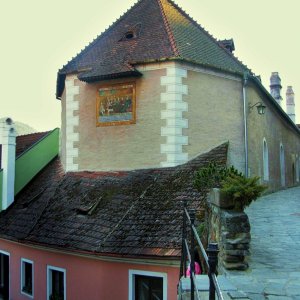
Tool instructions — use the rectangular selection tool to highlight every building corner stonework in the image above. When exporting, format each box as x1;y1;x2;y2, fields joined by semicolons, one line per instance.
160;64;189;167
65;75;79;172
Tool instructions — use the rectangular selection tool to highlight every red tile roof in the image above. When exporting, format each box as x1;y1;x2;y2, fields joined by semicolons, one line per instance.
16;131;50;157
56;0;249;98
0;131;50;169
0;143;228;259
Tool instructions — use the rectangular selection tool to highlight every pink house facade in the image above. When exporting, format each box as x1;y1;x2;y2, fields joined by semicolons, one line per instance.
0;239;179;300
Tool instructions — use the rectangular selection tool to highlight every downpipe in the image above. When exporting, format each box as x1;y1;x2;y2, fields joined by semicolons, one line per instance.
243;73;249;177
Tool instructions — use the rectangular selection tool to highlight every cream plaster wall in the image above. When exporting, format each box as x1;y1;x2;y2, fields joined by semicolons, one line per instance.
247;83;300;191
183;68;245;172
75;69;166;171
59;62;300;191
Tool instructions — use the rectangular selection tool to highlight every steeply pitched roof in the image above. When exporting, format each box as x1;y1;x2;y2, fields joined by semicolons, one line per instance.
0;131;50;169
0;143;228;259
56;0;249;98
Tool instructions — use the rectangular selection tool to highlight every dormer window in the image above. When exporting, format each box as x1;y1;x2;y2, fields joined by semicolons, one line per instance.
125;31;135;40
119;23;142;41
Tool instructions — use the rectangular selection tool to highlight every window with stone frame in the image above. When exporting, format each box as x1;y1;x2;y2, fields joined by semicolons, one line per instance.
0;251;9;300
47;266;66;300
129;270;167;300
21;258;34;297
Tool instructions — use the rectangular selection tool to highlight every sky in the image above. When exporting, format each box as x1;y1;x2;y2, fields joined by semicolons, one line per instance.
1;0;299;131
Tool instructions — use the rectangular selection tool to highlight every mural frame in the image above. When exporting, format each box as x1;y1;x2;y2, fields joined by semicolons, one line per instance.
96;82;136;127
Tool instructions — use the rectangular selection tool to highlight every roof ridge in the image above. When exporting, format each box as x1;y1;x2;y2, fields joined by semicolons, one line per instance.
59;0;143;74
166;0;252;74
156;0;180;57
16;130;50;138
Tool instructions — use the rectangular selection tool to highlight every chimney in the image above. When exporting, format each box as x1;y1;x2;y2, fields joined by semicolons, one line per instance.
219;39;235;53
0;118;16;210
270;72;283;107
286;86;295;123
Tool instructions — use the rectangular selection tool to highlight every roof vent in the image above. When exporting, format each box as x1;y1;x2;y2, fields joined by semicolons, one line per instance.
125;31;134;40
119;23;142;41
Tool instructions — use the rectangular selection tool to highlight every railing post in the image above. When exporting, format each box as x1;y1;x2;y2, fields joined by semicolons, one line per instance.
180;199;188;279
207;242;219;300
190;209;196;300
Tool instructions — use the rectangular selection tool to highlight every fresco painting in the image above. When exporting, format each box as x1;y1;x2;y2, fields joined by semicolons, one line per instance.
97;83;136;126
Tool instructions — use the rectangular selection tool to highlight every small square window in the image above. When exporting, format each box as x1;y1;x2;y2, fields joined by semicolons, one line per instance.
135;275;163;299
47;266;66;300
21;258;33;298
129;270;167;300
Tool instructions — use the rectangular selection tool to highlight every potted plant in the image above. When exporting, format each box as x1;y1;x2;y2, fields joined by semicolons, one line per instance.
220;175;267;211
194;162;267;211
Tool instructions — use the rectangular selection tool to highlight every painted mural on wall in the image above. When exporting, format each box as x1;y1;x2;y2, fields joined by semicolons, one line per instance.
96;83;136;126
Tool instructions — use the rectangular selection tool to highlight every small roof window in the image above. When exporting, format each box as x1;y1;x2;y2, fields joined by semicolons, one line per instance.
119;23;142;41
125;31;135;40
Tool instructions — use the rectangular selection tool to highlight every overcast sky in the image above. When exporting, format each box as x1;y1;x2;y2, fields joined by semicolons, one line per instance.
1;0;299;131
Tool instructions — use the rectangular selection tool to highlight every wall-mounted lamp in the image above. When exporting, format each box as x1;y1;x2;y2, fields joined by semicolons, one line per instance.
249;101;266;115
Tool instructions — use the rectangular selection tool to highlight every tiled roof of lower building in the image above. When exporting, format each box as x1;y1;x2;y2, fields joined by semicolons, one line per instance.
0;143;228;259
0;131;50;169
16;131;50;157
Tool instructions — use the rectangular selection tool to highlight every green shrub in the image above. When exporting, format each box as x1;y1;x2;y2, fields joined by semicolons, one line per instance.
194;163;266;211
194;162;242;193
221;175;267;211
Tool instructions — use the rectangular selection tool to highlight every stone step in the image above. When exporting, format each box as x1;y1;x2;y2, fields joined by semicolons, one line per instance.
178;275;250;300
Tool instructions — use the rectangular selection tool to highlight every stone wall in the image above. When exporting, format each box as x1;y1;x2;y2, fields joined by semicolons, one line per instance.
247;82;300;190
208;188;250;271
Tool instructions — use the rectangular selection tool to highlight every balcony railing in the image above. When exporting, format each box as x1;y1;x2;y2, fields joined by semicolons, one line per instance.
179;199;224;300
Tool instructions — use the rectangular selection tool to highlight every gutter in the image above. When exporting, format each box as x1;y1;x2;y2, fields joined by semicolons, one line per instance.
0;238;180;266
243;73;249;177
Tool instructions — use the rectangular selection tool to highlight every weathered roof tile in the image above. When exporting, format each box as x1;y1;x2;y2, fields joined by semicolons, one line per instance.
0;143;228;259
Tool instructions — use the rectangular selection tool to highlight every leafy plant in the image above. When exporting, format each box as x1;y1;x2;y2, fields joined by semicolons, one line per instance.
221;175;267;211
194;163;266;211
194;162;242;193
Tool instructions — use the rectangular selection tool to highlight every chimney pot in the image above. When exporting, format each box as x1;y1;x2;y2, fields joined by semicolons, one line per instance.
0;118;16;210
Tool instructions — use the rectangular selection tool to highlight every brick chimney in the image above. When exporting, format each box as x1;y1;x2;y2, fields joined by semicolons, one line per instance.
218;39;235;53
0;118;16;210
286;86;295;123
270;72;283;107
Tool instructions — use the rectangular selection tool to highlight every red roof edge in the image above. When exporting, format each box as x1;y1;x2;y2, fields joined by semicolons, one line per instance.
15;239;181;261
157;0;180;57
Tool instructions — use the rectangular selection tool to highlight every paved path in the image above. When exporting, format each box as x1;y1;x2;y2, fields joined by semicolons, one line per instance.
225;186;300;300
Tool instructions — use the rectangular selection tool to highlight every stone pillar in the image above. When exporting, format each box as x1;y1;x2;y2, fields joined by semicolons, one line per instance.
208;188;250;271
286;86;295;123
270;72;283;107
0;118;16;210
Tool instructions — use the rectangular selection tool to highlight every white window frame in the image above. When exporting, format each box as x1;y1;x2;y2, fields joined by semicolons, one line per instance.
263;138;269;181
128;269;167;300
21;258;34;298
47;265;66;300
0;250;10;299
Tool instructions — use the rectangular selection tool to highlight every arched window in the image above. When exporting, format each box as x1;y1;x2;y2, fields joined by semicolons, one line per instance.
296;156;299;182
263;139;269;181
280;144;285;187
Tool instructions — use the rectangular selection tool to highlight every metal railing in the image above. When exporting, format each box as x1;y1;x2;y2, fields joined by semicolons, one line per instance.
179;199;224;300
